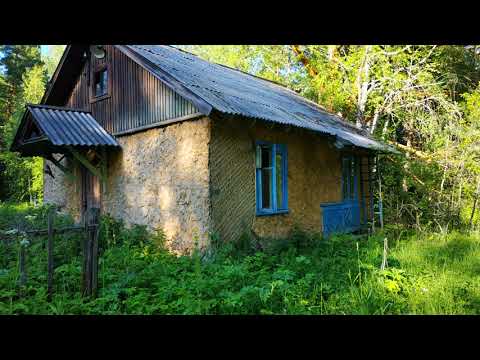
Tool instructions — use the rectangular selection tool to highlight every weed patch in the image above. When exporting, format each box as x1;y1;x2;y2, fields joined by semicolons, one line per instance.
1;203;480;314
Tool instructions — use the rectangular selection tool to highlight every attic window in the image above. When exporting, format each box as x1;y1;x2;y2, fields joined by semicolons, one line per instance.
93;68;108;97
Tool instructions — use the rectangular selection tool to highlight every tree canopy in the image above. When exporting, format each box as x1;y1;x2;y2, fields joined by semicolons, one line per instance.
0;45;65;203
1;44;480;230
181;45;480;229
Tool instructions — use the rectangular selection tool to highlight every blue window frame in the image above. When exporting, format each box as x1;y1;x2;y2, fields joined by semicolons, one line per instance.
255;141;288;215
342;155;359;201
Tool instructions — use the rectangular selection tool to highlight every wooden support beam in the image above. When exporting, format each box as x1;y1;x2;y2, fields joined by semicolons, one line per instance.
26;225;85;236
67;146;105;182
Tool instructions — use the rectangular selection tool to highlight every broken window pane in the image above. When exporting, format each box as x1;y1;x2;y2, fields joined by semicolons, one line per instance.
261;145;272;168
261;168;272;209
276;151;283;209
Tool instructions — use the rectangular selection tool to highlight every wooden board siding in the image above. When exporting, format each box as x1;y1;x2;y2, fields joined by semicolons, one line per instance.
65;45;200;135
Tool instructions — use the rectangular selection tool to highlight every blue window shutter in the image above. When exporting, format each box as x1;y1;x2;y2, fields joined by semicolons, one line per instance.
352;156;358;200
282;144;288;210
275;143;288;211
272;144;277;211
255;141;288;215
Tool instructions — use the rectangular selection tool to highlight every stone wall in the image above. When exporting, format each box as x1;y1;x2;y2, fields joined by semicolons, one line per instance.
103;117;212;255
209;117;345;242
43;154;82;221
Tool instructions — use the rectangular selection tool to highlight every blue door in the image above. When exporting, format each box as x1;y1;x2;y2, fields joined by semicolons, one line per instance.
320;155;361;237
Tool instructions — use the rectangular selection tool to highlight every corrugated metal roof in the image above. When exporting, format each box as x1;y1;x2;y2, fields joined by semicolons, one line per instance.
26;104;120;147
123;45;394;152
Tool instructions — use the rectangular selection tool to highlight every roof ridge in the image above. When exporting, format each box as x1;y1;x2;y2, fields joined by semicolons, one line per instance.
165;45;200;57
154;45;289;88
154;46;367;136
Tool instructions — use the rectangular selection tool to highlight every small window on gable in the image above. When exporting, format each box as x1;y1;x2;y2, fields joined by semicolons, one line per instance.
93;68;108;97
342;155;359;201
256;141;288;215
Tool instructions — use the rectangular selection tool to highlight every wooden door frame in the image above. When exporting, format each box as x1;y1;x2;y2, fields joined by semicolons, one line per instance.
80;164;102;223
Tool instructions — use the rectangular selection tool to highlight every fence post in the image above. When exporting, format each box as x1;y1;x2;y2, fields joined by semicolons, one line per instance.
82;209;91;297
19;240;27;291
47;208;54;301
82;208;100;297
91;208;100;298
381;237;388;270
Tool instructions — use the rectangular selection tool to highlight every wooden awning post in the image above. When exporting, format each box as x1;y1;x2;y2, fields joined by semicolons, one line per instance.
82;207;100;298
91;208;100;298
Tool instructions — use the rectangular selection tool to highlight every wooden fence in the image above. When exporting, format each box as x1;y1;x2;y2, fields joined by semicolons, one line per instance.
15;207;101;300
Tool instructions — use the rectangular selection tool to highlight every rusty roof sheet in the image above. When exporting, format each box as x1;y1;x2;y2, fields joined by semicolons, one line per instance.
124;45;394;152
26;104;119;147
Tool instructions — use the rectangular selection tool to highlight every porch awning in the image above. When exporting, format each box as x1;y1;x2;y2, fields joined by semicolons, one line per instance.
10;104;120;157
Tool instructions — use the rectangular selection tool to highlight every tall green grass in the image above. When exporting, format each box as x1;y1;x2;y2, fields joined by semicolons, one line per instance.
1;203;479;314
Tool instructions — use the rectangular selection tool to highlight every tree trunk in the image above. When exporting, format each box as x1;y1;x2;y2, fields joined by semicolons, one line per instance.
402;137;412;193
469;175;480;229
369;109;381;135
327;45;336;61
356;45;372;129
291;45;318;78
440;136;449;194
382;116;390;140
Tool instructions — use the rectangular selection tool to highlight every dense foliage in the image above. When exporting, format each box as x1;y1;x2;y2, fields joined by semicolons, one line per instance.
0;45;65;203
182;45;480;231
2;45;480;314
2;44;480;230
1;204;479;315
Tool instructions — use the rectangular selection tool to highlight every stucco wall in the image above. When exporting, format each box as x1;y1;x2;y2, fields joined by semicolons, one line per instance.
209;117;344;242
43;155;82;221
103;117;212;255
43;114;373;254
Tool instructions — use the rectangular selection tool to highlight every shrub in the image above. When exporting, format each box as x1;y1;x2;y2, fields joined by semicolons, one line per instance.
1;203;480;314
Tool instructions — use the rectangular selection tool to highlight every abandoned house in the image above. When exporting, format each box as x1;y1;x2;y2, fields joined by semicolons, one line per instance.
10;45;394;254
